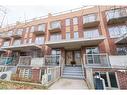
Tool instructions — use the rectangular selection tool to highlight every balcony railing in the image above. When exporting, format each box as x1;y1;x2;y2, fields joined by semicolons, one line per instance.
106;8;127;24
83;14;99;28
83;53;111;68
44;55;61;66
11;31;22;38
49;21;61;33
0;32;12;40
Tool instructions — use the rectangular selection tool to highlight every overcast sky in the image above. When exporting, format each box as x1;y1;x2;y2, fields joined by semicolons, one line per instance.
0;0;127;27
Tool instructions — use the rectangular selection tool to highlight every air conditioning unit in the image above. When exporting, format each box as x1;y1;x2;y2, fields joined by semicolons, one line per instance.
0;71;12;81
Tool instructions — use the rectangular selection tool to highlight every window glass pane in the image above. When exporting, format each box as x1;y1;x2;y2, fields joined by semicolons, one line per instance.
66;32;70;40
38;24;45;31
13;39;21;46
28;38;32;44
30;26;35;32
35;37;44;45
109;72;118;88
74;32;78;39
25;27;29;33
100;73;109;87
65;18;70;26
3;41;9;47
73;17;78;25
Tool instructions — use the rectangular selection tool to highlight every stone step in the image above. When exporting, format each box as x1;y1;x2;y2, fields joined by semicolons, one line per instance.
63;70;83;73
63;72;83;76
61;75;84;79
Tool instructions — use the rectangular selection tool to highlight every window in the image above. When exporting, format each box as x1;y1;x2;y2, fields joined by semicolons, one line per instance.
38;24;45;32
74;32;79;39
25;27;29;33
65;18;70;26
83;14;97;23
8;31;13;36
86;47;100;64
50;33;61;41
13;39;21;46
28;38;32;44
23;39;27;44
3;41;10;47
66;32;70;40
108;25;127;38
50;21;61;29
16;29;23;35
30;26;35;32
73;17;78;25
35;37;44;45
84;29;99;38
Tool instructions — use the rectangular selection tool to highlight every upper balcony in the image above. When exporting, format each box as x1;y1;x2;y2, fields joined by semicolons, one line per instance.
48;21;61;33
115;33;127;44
83;13;100;28
1;41;10;48
33;24;46;35
0;31;12;40
1;43;42;51
11;29;23;38
45;31;105;49
106;8;127;25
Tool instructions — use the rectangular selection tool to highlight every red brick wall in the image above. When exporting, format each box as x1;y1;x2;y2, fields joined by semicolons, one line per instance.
117;71;127;89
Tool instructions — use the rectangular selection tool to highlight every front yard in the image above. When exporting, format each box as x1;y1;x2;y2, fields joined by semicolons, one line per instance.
0;80;46;89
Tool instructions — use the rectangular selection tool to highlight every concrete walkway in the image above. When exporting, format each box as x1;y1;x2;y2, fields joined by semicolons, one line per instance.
48;78;88;90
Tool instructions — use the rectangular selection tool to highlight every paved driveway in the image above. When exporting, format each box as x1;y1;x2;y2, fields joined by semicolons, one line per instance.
48;78;88;90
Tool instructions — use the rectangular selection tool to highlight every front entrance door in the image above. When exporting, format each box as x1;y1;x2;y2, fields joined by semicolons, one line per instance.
65;50;81;66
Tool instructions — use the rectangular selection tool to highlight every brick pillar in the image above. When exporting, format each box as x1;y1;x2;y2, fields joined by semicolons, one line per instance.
78;16;83;38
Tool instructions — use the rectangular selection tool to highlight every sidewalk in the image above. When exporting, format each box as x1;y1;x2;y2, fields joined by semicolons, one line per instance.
48;78;88;90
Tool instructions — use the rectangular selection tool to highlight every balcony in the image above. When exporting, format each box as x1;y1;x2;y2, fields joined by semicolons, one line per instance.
45;35;105;49
49;21;61;33
83;53;111;68
106;8;127;25
0;32;12;40
1;43;42;51
83;14;100;28
109;55;127;68
115;33;127;44
11;30;22;39
33;24;46;35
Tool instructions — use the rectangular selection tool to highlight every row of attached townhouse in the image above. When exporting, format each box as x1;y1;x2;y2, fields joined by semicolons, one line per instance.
0;6;127;89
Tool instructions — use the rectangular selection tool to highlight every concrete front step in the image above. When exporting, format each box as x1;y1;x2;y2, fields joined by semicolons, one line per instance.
63;70;83;73
61;75;84;79
63;72;83;76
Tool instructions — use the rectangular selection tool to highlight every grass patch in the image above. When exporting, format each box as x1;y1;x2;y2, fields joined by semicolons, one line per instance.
0;80;47;89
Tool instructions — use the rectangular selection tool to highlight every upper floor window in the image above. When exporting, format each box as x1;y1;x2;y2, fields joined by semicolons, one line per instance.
83;13;97;23
2;41;10;47
66;32;70;40
25;27;29;33
7;31;13;36
74;32;79;39
65;18;70;26
38;24;46;32
30;26;35;32
13;39;21;46
73;17;78;25
106;8;127;20
28;38;32;44
108;25;127;38
50;33;61;41
50;21;61;29
84;29;99;38
23;39;27;44
16;29;23;35
35;36;44;45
